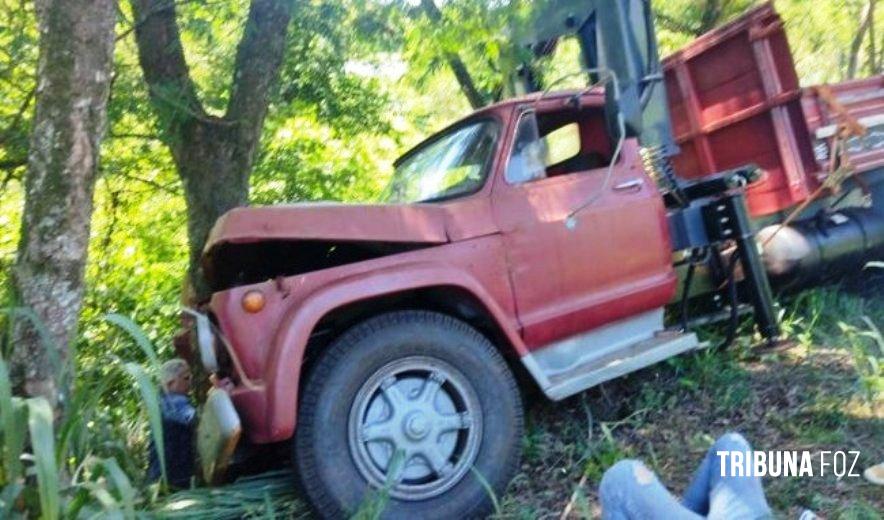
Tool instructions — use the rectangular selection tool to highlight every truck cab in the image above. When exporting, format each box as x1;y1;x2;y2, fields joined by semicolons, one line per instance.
194;90;700;519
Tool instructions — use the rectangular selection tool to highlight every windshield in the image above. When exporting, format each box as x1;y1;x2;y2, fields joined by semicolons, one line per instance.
381;120;499;203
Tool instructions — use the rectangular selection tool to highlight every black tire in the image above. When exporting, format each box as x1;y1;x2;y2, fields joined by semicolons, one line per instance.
294;311;523;519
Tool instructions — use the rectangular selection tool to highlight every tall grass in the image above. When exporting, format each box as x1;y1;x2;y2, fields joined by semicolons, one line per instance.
840;316;884;407
155;470;307;519
0;309;168;518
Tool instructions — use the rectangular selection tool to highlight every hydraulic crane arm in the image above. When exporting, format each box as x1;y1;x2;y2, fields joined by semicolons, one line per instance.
523;0;675;154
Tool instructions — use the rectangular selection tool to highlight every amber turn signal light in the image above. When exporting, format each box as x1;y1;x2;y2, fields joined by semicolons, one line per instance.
242;290;265;313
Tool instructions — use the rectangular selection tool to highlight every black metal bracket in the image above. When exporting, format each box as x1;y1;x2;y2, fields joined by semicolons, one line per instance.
702;193;781;342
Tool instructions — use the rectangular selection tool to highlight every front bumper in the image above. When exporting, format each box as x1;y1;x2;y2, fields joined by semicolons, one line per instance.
185;307;273;445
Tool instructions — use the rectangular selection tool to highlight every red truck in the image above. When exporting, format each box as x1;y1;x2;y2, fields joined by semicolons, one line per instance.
191;3;884;518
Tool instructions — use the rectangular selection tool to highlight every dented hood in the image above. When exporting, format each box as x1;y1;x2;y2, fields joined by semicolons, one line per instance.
203;202;450;254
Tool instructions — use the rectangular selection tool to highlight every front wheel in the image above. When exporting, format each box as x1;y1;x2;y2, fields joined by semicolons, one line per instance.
294;311;523;519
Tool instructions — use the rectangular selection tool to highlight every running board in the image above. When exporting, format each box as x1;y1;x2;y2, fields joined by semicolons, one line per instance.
520;311;700;401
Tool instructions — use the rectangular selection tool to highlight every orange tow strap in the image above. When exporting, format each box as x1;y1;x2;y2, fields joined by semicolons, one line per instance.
760;85;867;248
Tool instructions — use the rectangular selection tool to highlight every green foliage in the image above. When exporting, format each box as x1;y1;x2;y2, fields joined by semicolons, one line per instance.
0;0;37;188
0;309;168;518
582;423;631;483
398;0;531;100
26;397;59;520
779;287;884;404
836;500;884;520
840;316;884;405
122;361;167;488
0;351;26;489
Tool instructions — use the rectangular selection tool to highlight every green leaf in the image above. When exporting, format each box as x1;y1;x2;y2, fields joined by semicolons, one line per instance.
0;308;65;391
26;397;59;520
0;349;24;481
101;458;136;518
121;362;166;487
104;314;162;376
0;482;23;518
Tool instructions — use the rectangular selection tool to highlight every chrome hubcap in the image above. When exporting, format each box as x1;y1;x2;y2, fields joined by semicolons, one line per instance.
348;357;482;501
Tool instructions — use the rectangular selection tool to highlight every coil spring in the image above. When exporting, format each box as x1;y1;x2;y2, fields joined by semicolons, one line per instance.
639;145;686;206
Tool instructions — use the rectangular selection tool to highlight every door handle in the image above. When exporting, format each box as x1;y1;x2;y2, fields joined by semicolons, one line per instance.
613;179;643;191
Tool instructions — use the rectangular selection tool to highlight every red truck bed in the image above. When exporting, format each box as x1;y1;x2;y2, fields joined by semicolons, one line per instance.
802;76;884;175
662;2;884;217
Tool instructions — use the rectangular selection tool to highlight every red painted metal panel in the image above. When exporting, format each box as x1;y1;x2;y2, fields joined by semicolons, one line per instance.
211;235;526;443
662;2;820;217
802;76;884;175
490;98;676;350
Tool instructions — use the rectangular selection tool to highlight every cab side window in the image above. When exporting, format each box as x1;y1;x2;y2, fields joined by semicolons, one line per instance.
545;123;581;168
505;107;614;185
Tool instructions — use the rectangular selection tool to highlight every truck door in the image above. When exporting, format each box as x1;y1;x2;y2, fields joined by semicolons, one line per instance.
492;104;677;349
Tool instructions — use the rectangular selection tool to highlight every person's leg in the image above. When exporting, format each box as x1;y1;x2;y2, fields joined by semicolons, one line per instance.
681;444;715;514
681;432;772;519
599;459;703;520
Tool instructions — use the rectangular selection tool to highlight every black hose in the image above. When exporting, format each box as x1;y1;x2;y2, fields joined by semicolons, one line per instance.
719;251;741;350
680;261;696;332
679;248;705;332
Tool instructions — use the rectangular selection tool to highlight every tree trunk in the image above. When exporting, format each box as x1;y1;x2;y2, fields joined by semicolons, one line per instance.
848;0;876;79
698;0;723;34
11;0;116;404
176;121;252;301
419;0;487;109
129;0;293;302
867;0;879;73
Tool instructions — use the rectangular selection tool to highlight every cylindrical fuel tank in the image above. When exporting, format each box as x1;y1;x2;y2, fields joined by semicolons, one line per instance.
759;207;884;291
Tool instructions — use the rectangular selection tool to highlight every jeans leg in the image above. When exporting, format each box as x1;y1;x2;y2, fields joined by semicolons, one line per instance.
691;433;772;520
600;460;703;520
681;447;714;514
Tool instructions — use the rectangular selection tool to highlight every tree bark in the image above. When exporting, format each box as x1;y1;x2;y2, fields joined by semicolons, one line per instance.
867;0;879;73
848;0;877;79
128;0;293;301
698;0;724;35
419;0;487;109
11;0;116;404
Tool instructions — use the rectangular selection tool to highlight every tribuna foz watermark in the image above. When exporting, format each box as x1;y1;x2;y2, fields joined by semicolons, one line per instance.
717;450;862;479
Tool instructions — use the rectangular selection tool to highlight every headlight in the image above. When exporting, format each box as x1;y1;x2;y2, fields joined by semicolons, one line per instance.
183;309;219;373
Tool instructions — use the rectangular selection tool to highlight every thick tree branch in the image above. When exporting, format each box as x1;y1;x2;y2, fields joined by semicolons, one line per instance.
0;157;28;170
654;12;701;36
128;0;206;131
110;169;182;195
419;0;486;109
226;0;294;125
867;0;879;73
848;0;877;79
699;0;724;35
127;0;295;301
0;163;23;191
0;87;35;146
